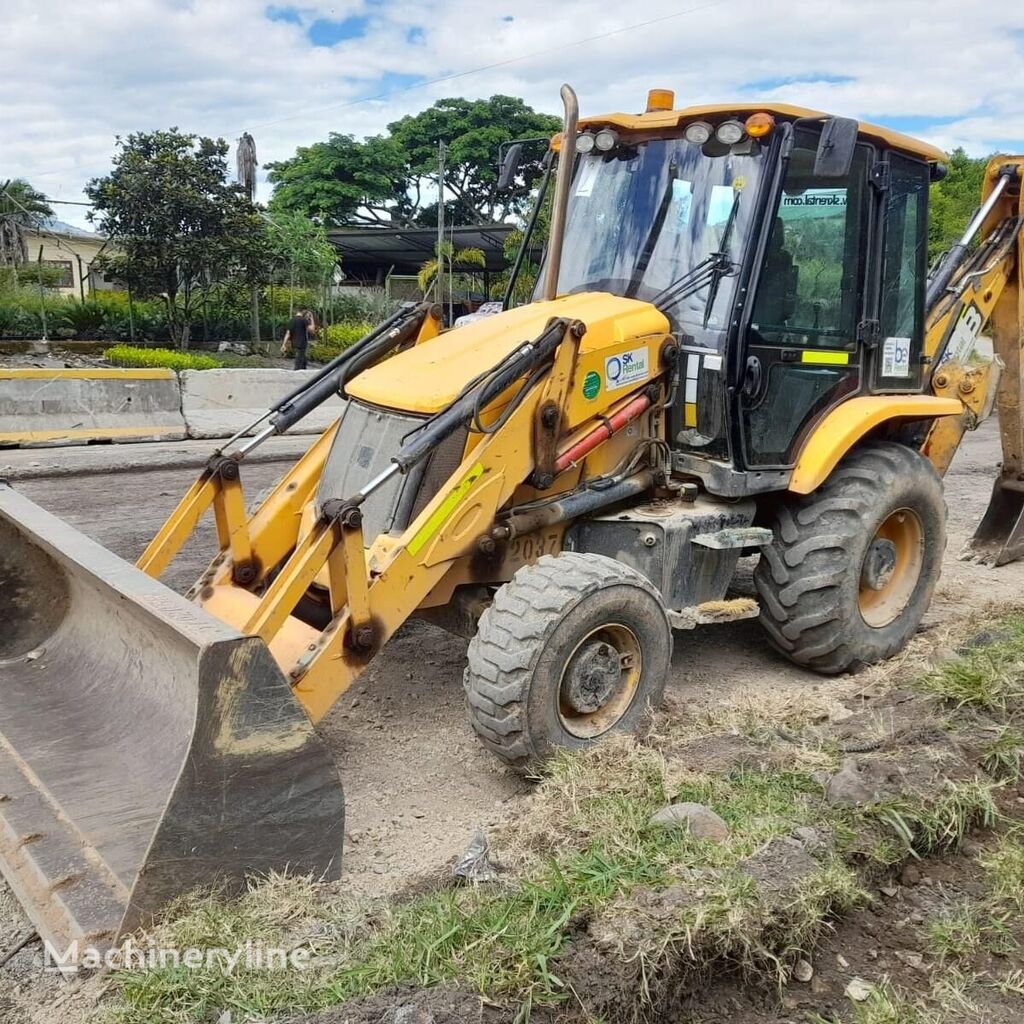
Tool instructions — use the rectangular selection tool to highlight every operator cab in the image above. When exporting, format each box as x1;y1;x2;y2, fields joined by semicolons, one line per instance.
531;93;944;496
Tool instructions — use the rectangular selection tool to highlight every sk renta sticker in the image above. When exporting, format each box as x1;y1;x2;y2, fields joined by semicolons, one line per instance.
605;346;649;391
582;370;601;401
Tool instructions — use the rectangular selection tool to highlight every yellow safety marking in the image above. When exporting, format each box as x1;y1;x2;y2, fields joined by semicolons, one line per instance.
0;425;183;442
408;463;485;557
801;351;850;366
684;402;698;428
0;368;175;379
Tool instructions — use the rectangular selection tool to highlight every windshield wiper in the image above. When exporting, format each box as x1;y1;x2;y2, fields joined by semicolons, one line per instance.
700;190;742;328
651;189;742;326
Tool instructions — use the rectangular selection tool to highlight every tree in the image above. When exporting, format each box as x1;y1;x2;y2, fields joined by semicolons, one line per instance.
266;134;409;227
928;148;989;263
389;95;560;226
417;241;486;300
0;179;53;267
266;95;560;228
86;129;272;347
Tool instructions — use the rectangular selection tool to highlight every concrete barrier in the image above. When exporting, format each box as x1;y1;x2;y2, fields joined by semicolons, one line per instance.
179;368;345;439
0;369;187;448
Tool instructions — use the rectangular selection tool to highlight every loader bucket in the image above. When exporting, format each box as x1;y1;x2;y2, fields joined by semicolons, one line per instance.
963;476;1024;566
0;482;345;957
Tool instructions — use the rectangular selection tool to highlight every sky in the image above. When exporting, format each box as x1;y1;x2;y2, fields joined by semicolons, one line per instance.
4;0;1024;231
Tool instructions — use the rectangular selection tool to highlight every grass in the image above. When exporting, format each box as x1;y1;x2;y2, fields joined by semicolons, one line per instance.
102;613;1024;1024
105;740;1005;1024
104;344;223;371
917;619;1024;710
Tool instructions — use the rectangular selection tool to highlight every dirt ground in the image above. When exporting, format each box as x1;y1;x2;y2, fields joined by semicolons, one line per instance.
1;419;1023;1022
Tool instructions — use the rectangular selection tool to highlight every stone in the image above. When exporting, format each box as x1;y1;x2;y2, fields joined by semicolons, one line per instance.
793;958;814;982
825;758;886;806
845;977;874;1002
648;802;730;841
793;825;823;851
900;863;921;886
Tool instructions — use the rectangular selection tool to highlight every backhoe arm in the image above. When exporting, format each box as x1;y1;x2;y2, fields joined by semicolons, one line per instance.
921;157;1024;563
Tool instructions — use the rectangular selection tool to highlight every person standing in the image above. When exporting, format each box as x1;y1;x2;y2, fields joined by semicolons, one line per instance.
281;309;316;370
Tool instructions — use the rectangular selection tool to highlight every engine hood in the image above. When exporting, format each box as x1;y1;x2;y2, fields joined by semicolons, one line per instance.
345;293;670;415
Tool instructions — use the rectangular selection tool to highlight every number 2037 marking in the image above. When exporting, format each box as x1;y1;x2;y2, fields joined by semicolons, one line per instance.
509;532;561;563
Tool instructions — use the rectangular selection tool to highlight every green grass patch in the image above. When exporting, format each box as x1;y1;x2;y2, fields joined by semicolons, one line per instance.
926;902;1017;961
917;619;1024;711
104;344;223;371
309;321;373;362
980;827;1024;913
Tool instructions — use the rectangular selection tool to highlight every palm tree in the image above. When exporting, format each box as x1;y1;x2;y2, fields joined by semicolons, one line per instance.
0;179;54;267
417;241;486;301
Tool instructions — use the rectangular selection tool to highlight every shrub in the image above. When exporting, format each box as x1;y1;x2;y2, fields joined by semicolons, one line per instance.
104;344;223;371
309;321;372;362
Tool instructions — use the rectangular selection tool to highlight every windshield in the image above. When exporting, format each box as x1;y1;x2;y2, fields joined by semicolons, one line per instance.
548;137;766;343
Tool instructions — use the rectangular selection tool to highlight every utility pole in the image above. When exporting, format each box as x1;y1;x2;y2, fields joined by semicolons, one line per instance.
436;141;446;318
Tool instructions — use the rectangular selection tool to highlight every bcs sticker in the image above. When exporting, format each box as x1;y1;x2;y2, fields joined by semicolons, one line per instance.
881;336;911;378
605;347;648;391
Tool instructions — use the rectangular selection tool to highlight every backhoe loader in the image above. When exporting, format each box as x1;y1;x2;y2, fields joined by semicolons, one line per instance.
2;84;1022;955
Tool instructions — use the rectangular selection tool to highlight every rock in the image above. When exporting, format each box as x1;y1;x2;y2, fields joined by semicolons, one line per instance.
836;954;850;969
793;958;814;982
925;645;958;669
958;628;1010;653
879;884;899;897
792;825;823;851
895;950;927;973
648;802;730;841
845;977;874;1002
825;758;887;806
900;863;921;886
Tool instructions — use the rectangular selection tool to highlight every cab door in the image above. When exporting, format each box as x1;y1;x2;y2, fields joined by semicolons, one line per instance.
737;130;873;468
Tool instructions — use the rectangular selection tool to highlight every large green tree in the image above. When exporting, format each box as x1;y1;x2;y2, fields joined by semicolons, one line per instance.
267;95;559;228
928;148;989;263
0;178;53;267
86;129;272;347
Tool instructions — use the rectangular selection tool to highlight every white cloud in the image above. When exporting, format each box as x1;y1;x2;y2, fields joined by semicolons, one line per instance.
4;0;1023;229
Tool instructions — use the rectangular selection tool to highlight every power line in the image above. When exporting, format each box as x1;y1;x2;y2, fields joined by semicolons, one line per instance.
231;2;721;135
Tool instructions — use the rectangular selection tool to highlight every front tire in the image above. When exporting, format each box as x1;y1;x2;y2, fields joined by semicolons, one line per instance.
464;553;672;770
754;441;945;674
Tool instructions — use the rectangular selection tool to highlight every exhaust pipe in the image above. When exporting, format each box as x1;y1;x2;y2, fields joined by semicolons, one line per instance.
542;84;579;302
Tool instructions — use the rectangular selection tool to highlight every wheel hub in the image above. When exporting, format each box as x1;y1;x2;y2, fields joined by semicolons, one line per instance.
861;538;897;591
563;641;622;713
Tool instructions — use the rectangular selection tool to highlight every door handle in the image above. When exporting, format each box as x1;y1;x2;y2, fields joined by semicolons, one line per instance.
742;355;763;398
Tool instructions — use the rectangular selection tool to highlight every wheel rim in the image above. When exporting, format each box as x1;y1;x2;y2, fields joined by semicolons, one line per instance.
858;508;924;628
558;623;642;739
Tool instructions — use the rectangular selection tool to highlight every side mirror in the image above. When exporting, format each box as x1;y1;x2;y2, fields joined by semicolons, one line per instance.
814;117;858;178
497;143;524;192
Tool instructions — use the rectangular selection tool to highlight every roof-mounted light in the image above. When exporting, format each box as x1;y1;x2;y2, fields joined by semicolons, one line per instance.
744;112;775;138
684;121;713;145
715;120;746;145
575;133;596;154
646;88;675;112
595;128;618;152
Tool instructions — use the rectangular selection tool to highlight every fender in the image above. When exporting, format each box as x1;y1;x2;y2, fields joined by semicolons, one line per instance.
789;395;963;494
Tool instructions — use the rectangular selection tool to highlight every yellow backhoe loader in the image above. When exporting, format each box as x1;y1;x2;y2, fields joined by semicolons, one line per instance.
2;85;1022;955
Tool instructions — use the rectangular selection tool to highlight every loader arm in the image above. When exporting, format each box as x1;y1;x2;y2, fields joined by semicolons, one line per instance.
919;157;1024;563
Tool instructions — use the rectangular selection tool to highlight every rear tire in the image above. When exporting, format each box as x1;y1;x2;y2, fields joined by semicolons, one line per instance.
464;552;672;771
754;441;945;674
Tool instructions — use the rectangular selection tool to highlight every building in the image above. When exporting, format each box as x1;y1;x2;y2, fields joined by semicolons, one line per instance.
21;219;112;299
326;223;530;293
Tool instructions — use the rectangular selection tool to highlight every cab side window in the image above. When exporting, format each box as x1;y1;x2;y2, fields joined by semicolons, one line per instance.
751;139;869;350
877;154;928;385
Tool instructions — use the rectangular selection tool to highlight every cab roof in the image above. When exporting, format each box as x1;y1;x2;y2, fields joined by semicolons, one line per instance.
570;101;947;163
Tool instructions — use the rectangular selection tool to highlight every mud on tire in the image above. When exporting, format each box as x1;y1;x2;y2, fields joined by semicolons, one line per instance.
464;552;672;771
754;441;946;674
